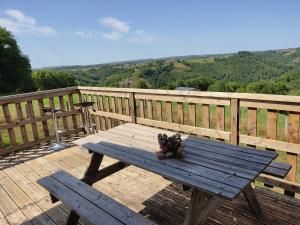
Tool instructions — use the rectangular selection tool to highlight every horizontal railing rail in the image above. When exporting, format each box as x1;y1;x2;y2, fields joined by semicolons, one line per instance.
1;86;300;198
0;87;83;155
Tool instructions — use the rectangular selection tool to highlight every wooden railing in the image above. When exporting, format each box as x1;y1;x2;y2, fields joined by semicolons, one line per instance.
1;86;300;197
0;87;83;155
78;86;300;197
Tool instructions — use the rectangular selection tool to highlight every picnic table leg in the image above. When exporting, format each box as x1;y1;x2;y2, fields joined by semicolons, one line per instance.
242;183;261;215
65;152;104;225
183;189;222;225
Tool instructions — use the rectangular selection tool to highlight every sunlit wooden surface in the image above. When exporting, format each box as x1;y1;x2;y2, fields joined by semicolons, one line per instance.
0;144;299;225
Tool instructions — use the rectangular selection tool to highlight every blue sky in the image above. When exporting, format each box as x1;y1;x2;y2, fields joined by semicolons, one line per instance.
0;0;299;68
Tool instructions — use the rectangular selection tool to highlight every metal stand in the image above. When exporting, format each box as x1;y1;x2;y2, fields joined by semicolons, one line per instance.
74;101;95;135
42;107;70;151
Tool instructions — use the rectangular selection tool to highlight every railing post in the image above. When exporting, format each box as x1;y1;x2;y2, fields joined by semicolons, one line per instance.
284;111;300;197
77;88;86;130
230;98;240;145
129;92;137;123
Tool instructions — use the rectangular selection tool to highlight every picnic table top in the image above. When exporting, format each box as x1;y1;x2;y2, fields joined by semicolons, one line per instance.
74;123;277;199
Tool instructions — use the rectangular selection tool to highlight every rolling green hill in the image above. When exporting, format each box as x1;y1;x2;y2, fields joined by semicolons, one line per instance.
44;47;300;95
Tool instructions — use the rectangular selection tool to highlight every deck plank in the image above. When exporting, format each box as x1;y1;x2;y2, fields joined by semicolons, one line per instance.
0;144;299;225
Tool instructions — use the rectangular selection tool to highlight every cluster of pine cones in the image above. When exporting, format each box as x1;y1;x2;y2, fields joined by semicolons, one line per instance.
156;133;185;159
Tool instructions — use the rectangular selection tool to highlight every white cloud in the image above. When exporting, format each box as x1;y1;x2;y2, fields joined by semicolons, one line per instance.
102;31;123;40
99;17;130;40
129;30;157;44
0;9;56;35
99;17;161;44
100;17;130;33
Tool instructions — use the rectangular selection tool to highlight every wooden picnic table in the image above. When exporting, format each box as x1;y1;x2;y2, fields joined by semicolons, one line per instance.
74;123;277;225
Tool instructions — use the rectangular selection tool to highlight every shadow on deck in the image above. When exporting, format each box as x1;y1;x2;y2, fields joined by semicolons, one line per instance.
0;144;299;225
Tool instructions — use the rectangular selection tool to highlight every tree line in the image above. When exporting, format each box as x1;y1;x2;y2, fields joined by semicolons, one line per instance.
1;27;76;93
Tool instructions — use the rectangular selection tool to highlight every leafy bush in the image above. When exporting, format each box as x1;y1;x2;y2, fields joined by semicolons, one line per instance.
246;81;288;95
32;70;76;90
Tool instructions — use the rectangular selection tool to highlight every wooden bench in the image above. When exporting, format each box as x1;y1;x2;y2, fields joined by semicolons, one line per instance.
262;161;291;188
263;161;291;178
38;170;157;225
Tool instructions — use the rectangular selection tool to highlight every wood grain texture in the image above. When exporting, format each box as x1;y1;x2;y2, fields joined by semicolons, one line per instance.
201;104;210;139
38;99;50;137
177;102;184;125
247;107;257;148
285;112;300;196
129;93;137;123
139;99;145;118
77;86;300;104
124;98;130;116
104;96;112;129
147;100;153;120
2;104;17;146
156;101;162;121
26;101;39;140
166;101;173;123
188;103;196;127
89;110;131;122
110;97;117;127
59;96;69;130
135;94;230;106
117;97;123;125
68;93;78;129
216;105;225;142
230;99;239;145
15;103;28;143
43;170;156;225
82;124;276;199
0;143;299;225
239;135;300;155
216;106;225;131
92;95;100;131
266;110;277;152
242;184;261;215
136;118;230;140
183;189;222;225
99;96;106;130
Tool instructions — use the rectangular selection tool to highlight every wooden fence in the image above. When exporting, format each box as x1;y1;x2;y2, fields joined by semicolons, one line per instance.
1;86;300;197
0;87;83;155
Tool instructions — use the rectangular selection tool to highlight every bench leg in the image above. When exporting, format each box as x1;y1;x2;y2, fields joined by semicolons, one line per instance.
183;189;222;225
182;184;192;191
242;184;261;215
65;152;104;225
65;211;80;225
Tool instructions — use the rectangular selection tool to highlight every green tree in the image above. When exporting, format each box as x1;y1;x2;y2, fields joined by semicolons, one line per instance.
208;80;227;92
135;79;149;89
32;70;76;90
246;81;288;95
184;76;214;91
0;27;32;93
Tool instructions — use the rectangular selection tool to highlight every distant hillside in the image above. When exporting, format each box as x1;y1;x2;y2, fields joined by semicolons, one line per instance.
40;47;300;95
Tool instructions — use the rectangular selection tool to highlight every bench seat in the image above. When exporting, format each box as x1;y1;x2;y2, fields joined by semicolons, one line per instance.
263;161;291;178
38;170;156;225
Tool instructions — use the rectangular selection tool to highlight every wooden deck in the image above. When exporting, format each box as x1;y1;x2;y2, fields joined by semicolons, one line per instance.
0;146;299;225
